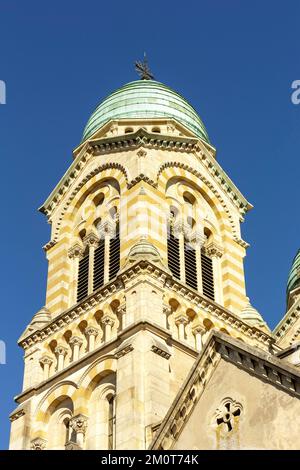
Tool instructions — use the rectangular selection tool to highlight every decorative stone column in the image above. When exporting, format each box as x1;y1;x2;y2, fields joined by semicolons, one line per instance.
68;243;84;306
101;314;115;342
83;231;99;295
30;437;47;450
55;345;68;372
85;326;99;352
117;303;126;330
206;241;224;304
192;325;206;351
69;336;83;362
175;314;188;341
69;414;88;449
39;355;53;381
163;304;172;330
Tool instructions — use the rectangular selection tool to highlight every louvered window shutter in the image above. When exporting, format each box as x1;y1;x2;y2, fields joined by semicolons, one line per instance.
184;242;197;290
167;229;180;280
201;250;215;300
93;239;105;291
109;223;120;281
77;250;89;302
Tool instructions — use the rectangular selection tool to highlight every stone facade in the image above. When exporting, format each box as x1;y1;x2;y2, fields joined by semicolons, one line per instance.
9;80;300;450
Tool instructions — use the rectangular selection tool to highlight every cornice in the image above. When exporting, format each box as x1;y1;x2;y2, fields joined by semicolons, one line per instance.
273;297;300;340
39;128;252;223
150;331;300;450
19;259;273;351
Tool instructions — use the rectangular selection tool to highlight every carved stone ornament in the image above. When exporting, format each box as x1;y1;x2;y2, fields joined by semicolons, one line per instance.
30;437;47;450
109;123;118;135
101;314;115;327
190;230;206;247
167;122;176;133
205;241;224;258
68;243;84;259
85;326;99;337
83;231;99;248
174;313;189;325
137;148;147;158
97;219;116;239
69;414;88;435
69;336;83;347
39;355;53;366
54;345;68;357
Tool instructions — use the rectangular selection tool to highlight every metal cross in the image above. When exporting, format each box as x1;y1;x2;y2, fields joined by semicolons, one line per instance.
135;53;154;80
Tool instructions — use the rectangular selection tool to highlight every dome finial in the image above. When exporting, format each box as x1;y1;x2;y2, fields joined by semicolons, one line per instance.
135;53;154;80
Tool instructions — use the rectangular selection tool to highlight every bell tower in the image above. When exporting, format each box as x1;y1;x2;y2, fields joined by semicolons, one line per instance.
9;77;273;450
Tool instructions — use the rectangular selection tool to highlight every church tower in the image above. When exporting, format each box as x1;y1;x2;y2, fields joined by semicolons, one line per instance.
9;75;274;450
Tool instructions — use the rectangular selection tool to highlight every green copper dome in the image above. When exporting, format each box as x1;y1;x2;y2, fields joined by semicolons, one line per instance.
287;249;300;300
82;80;210;143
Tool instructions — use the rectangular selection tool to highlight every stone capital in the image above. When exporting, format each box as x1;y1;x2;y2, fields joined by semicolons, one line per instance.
190;230;206;247
192;325;206;336
83;231;99;248
85;326;99;337
69;414;88;435
31;437;47;450
205;241;224;258
175;313;189;325
69;336;83;347
101;314;115;327
97;219;116;239
68;243;84;259
54;345;68;357
39;355;53;366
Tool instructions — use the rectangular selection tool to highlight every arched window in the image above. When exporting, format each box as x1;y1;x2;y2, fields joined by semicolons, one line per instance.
109;222;120;280
107;395;116;450
152;127;161;133
125;127;134;134
77;248;89;302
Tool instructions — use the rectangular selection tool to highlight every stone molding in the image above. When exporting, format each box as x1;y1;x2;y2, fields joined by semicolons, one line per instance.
150;331;300;450
115;342;134;359
151;344;171;360
19;259;273;350
274;298;300;341
30;437;47;450
9;408;25;422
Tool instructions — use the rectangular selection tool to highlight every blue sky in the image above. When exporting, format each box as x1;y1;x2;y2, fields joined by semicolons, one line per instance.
0;0;300;449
